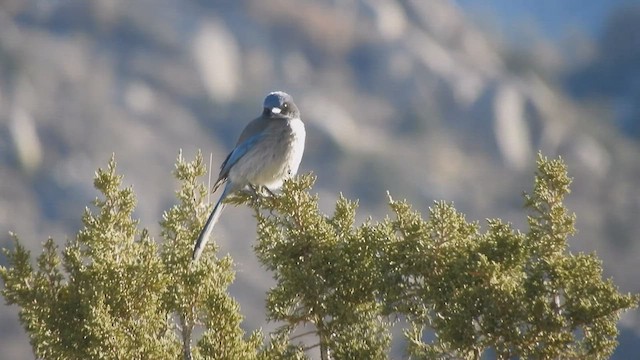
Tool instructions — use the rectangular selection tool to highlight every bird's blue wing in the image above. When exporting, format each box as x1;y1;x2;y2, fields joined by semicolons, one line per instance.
219;133;264;177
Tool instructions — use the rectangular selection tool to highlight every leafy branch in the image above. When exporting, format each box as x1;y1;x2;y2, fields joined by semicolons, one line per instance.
1;152;637;360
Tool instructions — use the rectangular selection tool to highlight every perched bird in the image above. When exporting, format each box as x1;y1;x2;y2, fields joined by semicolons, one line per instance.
192;91;306;261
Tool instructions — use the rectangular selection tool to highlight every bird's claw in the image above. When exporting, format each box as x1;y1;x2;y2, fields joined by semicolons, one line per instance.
262;186;276;197
243;184;276;200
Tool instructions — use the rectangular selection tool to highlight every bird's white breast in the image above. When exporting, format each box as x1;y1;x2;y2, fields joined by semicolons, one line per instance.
287;117;306;176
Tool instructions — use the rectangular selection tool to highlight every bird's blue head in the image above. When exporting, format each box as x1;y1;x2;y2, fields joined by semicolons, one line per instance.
263;91;299;118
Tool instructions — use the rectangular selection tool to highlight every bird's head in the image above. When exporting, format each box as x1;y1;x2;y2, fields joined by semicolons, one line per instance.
263;91;299;119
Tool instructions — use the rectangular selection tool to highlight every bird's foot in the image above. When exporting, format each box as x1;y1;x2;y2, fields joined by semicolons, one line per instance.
246;184;276;198
261;186;276;197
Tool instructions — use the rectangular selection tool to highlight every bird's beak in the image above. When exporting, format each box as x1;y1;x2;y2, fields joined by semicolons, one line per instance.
271;107;282;115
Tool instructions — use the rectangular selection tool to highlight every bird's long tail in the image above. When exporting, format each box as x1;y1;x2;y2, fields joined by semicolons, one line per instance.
192;190;228;261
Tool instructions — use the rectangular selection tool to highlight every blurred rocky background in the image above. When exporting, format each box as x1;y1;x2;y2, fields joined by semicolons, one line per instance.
1;0;639;358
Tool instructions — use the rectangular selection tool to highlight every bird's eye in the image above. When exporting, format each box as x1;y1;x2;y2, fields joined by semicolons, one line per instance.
282;103;289;109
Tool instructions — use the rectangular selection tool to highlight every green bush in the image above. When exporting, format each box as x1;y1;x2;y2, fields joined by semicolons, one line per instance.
1;152;637;359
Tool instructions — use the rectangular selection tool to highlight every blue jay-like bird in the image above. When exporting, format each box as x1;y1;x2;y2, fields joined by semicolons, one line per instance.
192;91;306;261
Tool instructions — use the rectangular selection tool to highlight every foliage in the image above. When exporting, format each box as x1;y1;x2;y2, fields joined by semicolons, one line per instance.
1;153;637;359
1;152;260;360
234;154;638;359
386;155;639;359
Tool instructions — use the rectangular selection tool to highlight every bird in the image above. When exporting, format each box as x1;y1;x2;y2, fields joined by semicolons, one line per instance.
192;91;306;261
